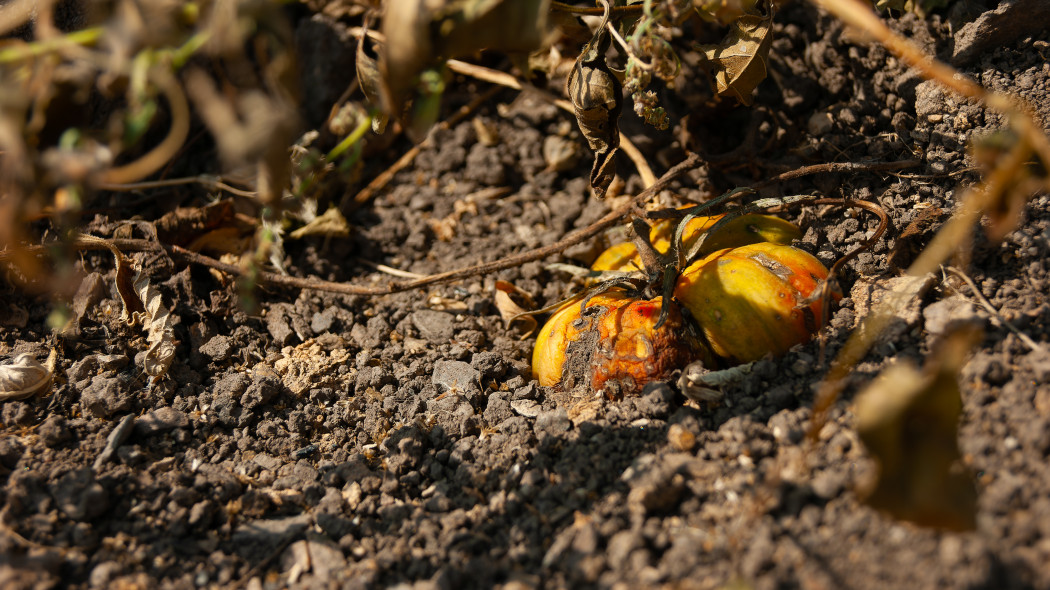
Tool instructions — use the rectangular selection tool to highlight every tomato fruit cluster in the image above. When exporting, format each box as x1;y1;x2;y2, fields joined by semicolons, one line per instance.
533;213;836;397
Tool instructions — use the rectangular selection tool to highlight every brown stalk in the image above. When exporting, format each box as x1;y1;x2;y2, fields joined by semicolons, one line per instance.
549;1;644;16
3;154;701;297
809;0;1050;179
806;138;1033;444
750;159;921;190
800;0;1050;449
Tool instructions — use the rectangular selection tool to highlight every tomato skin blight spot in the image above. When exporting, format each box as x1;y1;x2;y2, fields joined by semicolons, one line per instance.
532;292;712;399
674;242;837;364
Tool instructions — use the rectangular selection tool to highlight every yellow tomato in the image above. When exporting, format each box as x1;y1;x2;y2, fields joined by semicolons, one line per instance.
674;242;836;363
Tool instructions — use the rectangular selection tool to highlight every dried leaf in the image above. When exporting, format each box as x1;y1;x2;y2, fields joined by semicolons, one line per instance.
698;5;774;106
71;273;108;331
155;199;254;248
288;207;352;240
273;341;354;396
427;294;469;312
113;245;146;323
855;326;981;531
0;350;56;402
566;2;622;198
428;215;459;242
132;271;177;381
186;227;254;256
494;280;538;336
84;235;178;382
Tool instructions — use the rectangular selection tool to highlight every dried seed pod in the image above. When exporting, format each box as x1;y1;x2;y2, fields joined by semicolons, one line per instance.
591;213;801;275
0;350;56;402
533;291;711;398
674;242;836;363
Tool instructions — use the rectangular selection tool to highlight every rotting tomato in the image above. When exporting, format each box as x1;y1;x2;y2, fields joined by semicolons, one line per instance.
534;211;835;397
591;213;801;275
673;242;838;364
532;290;712;398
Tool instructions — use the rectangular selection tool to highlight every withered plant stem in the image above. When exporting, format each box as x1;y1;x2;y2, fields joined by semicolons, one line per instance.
809;0;1050;184
750;159;921;190
802;0;1050;452
348;26;658;189
4;154;701;297
97;175;257;198
806;139;1033;445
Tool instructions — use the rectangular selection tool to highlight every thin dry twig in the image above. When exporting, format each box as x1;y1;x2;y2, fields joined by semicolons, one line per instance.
750;159;921;190
3;154;701;297
606;21;654;71
97;175;258;198
800;0;1050;449
944;265;1044;353
549;0;644;16
810;0;1050;179
356;258;428;280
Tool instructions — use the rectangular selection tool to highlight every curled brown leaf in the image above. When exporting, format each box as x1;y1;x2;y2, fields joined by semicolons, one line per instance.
356;30;390;134
82;234;178;382
494;280;538;337
698;3;774;106
133;271;177;380
566;1;622;198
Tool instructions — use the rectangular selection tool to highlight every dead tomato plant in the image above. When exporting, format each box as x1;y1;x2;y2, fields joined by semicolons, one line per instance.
1;0;1049;536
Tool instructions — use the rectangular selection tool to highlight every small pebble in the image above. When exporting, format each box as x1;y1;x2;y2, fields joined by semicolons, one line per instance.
667;424;696;452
